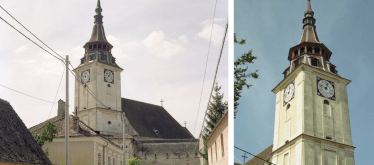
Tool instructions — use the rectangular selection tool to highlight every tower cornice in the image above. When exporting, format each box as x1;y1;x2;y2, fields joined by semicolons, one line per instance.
272;64;351;94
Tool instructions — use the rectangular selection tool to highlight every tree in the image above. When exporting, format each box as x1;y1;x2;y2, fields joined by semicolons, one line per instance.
234;33;259;119
127;157;140;165
200;82;228;164
33;121;58;156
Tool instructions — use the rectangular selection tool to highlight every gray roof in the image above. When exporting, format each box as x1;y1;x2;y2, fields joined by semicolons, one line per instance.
0;98;52;165
122;98;195;139
244;145;273;165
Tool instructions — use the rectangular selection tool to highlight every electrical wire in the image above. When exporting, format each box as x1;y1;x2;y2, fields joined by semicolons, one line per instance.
48;64;65;119
192;0;219;138
234;146;276;165
0;84;57;104
0;9;109;109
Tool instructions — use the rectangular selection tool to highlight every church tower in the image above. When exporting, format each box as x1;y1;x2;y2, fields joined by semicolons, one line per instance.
270;0;355;164
73;0;123;135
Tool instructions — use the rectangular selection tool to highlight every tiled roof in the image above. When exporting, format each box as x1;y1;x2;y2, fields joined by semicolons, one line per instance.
29;115;122;149
0;98;52;165
244;145;273;165
122;98;195;139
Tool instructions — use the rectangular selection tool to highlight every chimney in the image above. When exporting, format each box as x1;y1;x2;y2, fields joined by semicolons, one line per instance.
57;99;65;120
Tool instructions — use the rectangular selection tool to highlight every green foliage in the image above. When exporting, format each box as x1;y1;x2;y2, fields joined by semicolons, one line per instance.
33;121;58;146
201;82;228;164
127;157;141;165
44;148;49;156
199;144;209;165
234;33;259;119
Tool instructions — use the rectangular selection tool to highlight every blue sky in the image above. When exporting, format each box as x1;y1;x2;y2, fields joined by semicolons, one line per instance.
234;0;374;164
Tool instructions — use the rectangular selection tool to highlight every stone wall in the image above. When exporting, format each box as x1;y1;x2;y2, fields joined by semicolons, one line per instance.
133;139;200;165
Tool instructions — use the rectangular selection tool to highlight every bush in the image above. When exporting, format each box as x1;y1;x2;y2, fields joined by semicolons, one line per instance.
127;157;140;165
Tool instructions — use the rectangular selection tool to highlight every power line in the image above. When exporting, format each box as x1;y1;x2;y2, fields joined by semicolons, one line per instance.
234;146;276;165
0;84;57;104
193;19;228;152
48;64;65;119
0;5;65;61
0;9;109;109
0;17;64;62
192;0;219;138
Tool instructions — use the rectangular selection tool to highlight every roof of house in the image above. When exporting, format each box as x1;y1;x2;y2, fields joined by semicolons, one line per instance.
0;98;53;165
29;115;121;149
244;145;273;165
122;98;195;139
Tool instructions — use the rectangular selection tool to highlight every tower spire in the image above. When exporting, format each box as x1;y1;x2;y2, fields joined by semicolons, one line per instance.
87;0;110;44
299;0;319;44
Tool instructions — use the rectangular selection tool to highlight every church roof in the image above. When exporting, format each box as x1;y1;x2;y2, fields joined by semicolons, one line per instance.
29;115;122;149
0;98;52;165
122;98;195;139
243;144;273;165
86;0;111;45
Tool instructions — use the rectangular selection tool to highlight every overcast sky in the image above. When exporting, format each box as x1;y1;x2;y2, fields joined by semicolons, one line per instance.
0;0;228;139
235;0;374;164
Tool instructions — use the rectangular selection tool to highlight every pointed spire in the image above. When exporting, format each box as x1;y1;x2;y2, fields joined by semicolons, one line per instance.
299;0;319;44
87;0;110;44
304;0;314;17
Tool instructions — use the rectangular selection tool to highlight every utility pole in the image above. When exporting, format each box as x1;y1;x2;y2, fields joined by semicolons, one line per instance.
121;112;126;165
65;55;69;165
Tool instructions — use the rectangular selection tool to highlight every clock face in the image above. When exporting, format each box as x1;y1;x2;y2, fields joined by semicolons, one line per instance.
317;77;335;100
283;81;295;106
81;70;90;83
104;69;114;83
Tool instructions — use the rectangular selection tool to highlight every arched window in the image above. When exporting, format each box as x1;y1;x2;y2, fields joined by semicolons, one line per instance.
89;45;92;50
166;153;169;159
314;47;320;54
324;100;329;105
103;45;106;49
93;44;97;49
133;154;136;158
98;44;101;49
286;104;290;109
307;47;312;53
294;50;299;57
300;47;305;54
195;153;198;158
286;104;291;121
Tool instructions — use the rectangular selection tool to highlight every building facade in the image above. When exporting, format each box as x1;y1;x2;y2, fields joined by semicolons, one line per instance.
270;0;355;164
205;112;228;165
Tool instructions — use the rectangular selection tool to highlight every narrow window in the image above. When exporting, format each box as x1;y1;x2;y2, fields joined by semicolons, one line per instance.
311;58;318;67
286;104;291;121
187;152;189;158
103;45;106;49
307;47;313;53
324;100;329;105
178;153;181;159
98;153;101;165
108;157;110;165
284;153;289;165
98;44;102;49
120;161;122;165
166;153;169;159
133;154;136;158
94;44;97;49
221;133;225;157
215;141;218;161
195;153;198;157
89;45;92;50
113;158;115;165
314;47;320;54
155;153;157;159
211;148;213;163
145;154;147;160
322;49;325;55
294;50;299;57
108;84;111;87
300;47;305;54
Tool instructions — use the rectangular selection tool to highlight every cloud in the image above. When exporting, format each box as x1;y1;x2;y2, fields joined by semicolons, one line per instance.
198;18;226;45
13;44;30;54
106;35;132;62
142;31;186;58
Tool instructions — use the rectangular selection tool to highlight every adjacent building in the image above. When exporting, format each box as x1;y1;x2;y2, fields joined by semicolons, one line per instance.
205;112;228;165
0;98;52;165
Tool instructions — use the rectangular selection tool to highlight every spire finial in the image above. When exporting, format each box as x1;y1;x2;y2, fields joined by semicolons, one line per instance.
304;0;314;17
94;0;103;23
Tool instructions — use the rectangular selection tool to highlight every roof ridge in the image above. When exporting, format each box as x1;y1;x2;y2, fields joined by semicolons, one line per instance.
122;97;162;107
0;98;10;104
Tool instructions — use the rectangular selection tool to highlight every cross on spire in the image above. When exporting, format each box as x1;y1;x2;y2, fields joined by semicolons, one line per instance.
242;153;248;163
160;99;164;107
184;121;187;127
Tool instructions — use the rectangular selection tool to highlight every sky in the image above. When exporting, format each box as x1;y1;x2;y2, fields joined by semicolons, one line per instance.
0;0;228;139
234;0;374;164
